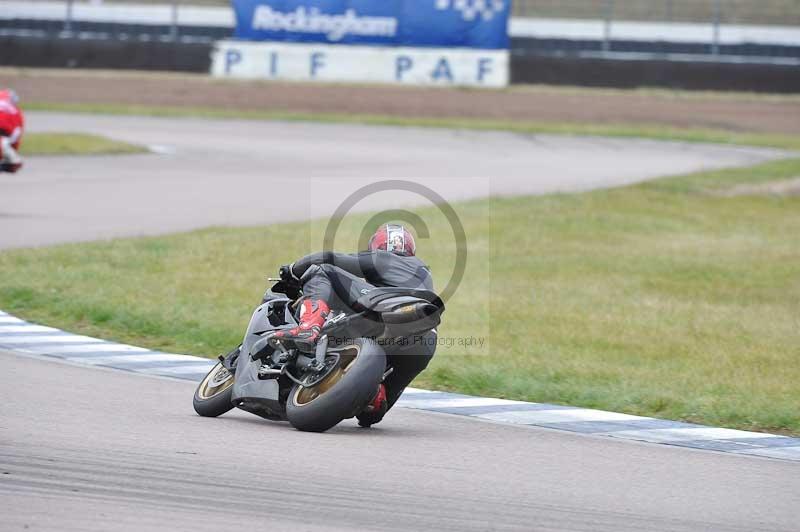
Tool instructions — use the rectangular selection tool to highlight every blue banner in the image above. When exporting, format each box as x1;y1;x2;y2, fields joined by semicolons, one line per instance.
230;0;510;50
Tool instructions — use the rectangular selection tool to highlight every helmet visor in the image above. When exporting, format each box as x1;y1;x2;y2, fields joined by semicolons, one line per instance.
385;225;406;253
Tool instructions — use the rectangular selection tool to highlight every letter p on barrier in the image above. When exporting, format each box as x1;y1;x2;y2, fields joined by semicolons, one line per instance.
396;56;413;81
225;49;242;74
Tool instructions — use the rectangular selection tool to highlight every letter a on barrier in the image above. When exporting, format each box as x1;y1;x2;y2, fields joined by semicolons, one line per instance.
431;58;453;82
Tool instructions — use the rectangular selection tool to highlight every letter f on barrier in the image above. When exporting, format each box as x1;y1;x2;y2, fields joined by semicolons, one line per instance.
225;49;242;74
310;52;326;78
477;58;493;82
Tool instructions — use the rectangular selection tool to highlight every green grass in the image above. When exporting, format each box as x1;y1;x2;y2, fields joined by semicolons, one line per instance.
1;156;799;435
27;102;800;152
22;133;145;156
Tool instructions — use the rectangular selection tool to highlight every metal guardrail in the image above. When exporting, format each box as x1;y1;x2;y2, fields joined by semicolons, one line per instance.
513;0;800;25
15;0;800;25
513;0;800;56
1;1;232;43
2;1;799;58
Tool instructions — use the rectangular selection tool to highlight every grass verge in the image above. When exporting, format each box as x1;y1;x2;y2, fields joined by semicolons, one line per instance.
27;101;800;152
22;132;146;156
1;157;798;435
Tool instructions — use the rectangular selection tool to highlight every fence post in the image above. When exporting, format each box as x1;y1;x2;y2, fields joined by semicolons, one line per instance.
603;0;614;53
711;0;721;56
64;0;74;34
170;0;179;41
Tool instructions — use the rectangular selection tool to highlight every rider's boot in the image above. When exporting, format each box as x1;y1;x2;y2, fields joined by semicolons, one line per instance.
271;299;330;351
357;383;388;428
0;137;22;173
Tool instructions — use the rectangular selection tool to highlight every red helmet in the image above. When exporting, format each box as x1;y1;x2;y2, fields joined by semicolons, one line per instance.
368;224;416;256
0;89;19;105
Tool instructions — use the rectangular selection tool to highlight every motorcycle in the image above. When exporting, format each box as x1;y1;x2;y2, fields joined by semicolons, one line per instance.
192;278;444;432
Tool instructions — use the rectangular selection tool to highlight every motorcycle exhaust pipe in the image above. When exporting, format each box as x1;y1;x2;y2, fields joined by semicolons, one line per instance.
381;302;439;324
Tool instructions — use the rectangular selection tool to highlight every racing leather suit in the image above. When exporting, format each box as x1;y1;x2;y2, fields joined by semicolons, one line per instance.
290;250;437;411
0;97;24;173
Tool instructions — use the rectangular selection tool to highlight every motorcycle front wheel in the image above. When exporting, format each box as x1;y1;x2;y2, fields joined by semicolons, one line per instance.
286;337;386;432
192;348;238;417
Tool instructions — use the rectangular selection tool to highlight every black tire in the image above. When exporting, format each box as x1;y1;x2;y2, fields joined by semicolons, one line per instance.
286;338;386;433
193;355;237;417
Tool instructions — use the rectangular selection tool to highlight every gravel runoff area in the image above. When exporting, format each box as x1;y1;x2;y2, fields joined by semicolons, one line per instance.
3;68;800;135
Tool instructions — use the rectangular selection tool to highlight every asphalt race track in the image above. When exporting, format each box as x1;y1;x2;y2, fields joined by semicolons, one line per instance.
1;114;798;531
0;112;789;249
2;351;799;532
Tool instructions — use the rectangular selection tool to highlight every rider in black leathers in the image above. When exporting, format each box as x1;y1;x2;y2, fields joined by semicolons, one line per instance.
272;224;437;427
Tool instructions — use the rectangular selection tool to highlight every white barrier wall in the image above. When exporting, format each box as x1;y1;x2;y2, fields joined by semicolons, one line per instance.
211;41;509;88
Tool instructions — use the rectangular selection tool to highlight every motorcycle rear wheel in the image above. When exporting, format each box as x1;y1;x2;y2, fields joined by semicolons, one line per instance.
193;350;237;417
286;337;385;432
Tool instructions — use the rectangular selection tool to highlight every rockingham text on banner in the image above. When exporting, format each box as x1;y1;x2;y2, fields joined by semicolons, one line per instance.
230;0;510;49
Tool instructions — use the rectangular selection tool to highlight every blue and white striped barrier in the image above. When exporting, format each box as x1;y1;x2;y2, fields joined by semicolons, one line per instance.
2;309;798;461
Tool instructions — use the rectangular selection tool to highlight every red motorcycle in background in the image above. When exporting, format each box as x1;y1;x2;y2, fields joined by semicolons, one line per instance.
0;88;24;174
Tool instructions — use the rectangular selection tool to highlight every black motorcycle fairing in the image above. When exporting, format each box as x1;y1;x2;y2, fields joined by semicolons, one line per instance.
231;300;296;419
228;282;445;424
355;287;444;338
355;287;443;312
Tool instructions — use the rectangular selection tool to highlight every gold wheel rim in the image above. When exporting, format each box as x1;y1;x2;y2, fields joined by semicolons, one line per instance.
197;362;234;400
293;346;360;406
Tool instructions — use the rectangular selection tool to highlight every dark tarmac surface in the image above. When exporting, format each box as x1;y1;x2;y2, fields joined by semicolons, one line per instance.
1;352;799;532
